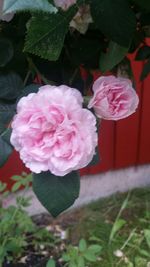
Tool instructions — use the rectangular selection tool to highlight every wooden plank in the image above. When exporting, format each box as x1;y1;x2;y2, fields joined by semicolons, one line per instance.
80;120;115;175
137;38;150;164
0;151;29;190
138;74;150;164
114;54;143;169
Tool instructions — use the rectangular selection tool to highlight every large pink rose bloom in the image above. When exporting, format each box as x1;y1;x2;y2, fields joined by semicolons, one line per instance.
88;76;139;120
54;0;76;11
11;85;98;176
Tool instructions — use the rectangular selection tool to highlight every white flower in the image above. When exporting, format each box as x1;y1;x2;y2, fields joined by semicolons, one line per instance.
114;250;124;258
70;5;93;34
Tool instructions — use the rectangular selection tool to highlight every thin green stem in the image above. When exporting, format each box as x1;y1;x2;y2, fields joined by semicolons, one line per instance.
23;70;31;87
120;228;136;250
69;68;78;86
109;192;131;244
27;57;56;85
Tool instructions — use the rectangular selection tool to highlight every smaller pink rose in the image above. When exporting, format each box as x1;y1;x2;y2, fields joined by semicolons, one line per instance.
54;0;76;11
88;76;139;121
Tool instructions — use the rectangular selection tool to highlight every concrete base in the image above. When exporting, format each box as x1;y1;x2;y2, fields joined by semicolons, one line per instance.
4;164;150;215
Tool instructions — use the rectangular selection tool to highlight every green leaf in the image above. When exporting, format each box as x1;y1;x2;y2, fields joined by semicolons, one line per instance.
46;259;56;267
91;0;136;47
135;256;147;266
17;84;40;102
69;263;77;267
78;256;85;267
144;229;150;248
5;239;22;253
88;245;102;254
0;247;6;265
0;72;23;101
140;58;150;81
11;181;21;192
0;181;7;192
126;262;134;267
141;12;150;27
24;8;77;61
79;239;87;252
70;247;78;259
33;171;80;217
62;253;71;262
3;0;57;15
99;41;128;72
11;175;22;181
0;128;13;167
109;219;126;242
83;251;97;262
89;236;101;242
67;35;101;68
139;249;150;257
87;146;100;167
0;38;14;67
136;46;150;61
2;190;9;197
0;103;15;134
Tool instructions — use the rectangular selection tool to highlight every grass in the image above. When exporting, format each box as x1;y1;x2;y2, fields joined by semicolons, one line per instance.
67;188;150;267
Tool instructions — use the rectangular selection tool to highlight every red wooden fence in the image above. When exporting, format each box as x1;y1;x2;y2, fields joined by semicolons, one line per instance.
1;48;150;189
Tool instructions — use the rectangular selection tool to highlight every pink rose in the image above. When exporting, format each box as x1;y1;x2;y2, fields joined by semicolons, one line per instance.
54;0;76;11
11;85;98;176
88;76;139;120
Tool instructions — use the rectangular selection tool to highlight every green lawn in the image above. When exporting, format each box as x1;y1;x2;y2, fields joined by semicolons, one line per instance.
68;188;150;267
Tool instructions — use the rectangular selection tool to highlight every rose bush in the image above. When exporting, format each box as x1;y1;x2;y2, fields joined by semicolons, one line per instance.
0;0;148;216
88;76;139;120
11;85;98;176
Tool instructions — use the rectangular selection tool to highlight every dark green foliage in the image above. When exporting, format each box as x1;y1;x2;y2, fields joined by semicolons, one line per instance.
0;179;56;266
62;238;102;267
99;41;128;72
0;128;13;167
0;103;15;134
68;188;150;267
133;0;150;11
135;45;150;60
17;83;40;101
67;32;102;68
33;171;80;217
0;72;23;101
0;38;14;67
24;7;77;61
91;0;136;47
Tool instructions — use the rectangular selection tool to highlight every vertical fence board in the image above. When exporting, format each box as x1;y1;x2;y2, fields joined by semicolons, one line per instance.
138;74;150;164
114;113;139;169
0;151;29;190
114;55;143;169
80;120;115;175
